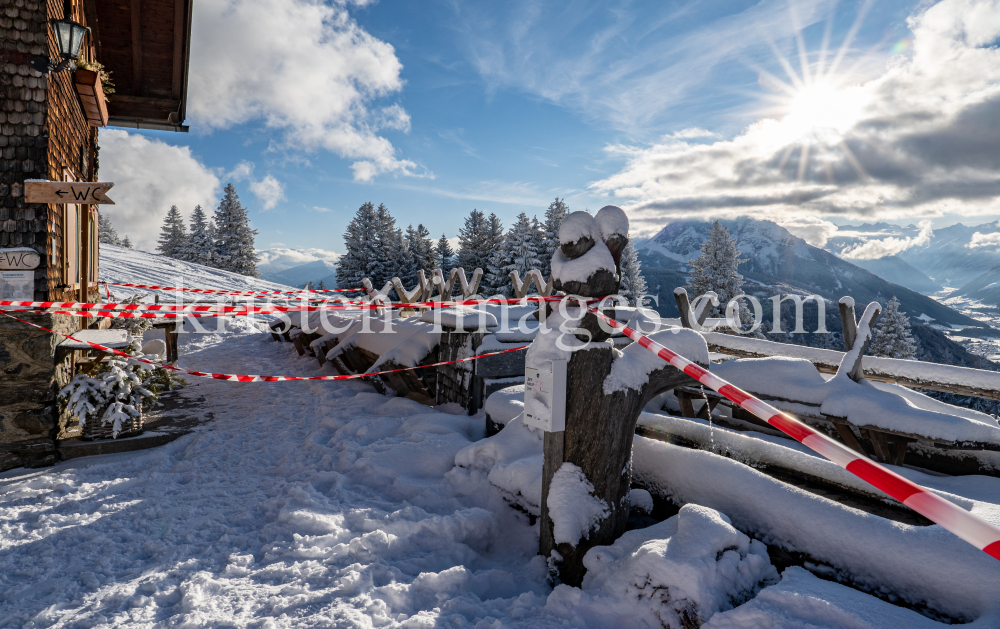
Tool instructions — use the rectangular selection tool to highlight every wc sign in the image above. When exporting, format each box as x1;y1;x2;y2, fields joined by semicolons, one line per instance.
0;248;41;270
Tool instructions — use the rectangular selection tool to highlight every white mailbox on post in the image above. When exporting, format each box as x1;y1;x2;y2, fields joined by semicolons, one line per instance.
523;359;567;432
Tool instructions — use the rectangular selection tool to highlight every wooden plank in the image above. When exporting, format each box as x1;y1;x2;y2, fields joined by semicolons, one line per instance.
832;421;868;457
24;181;115;205
891;438;912;466
131;0;142;94
171;0;185;98
475;348;527;378
864;429;893;463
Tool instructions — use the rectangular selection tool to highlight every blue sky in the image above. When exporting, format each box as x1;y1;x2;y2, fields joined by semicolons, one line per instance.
98;0;1000;262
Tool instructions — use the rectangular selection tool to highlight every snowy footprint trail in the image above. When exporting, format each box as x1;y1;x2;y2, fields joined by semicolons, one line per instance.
0;323;550;628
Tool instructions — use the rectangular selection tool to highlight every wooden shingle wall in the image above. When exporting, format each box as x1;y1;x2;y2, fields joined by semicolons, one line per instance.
0;0;99;302
0;0;51;298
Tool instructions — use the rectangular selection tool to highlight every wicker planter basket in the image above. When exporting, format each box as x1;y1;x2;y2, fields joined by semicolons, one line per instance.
80;414;143;440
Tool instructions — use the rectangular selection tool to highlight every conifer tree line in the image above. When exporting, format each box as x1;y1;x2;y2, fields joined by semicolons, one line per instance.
132;183;261;278
335;197;647;302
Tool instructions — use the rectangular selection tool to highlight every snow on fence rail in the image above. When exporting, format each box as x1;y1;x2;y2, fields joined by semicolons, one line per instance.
702;333;1000;401
670;288;1000;402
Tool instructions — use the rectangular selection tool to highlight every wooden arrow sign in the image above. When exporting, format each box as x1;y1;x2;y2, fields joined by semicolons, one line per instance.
24;181;115;205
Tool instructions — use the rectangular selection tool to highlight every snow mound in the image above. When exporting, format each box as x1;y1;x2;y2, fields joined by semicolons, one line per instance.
705;567;942;629
605;326;709;394
550;239;616;284
559;211;597;244
595;205;628;241
454;413;544;514
629;488;653;513
484;385;524;426
548;462;610;547
580;504;778;627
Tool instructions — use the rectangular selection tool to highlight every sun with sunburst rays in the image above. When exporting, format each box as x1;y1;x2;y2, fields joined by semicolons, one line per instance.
753;2;878;185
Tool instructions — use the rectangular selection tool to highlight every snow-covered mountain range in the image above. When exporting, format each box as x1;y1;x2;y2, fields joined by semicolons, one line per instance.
826;221;1000;291
638;217;982;331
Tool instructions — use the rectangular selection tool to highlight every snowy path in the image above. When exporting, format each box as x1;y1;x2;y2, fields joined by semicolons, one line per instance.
0;322;550;628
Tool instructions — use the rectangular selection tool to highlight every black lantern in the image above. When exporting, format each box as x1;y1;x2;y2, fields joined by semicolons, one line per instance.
30;15;91;75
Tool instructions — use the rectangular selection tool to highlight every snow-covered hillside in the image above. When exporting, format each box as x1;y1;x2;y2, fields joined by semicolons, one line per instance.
100;244;295;299
3;243;1000;627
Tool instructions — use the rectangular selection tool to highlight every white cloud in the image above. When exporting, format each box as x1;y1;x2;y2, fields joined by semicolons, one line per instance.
589;0;1000;236
97;129;220;251
257;247;341;272
841;221;934;259
226;161;285;211
968;232;1000;248
249;175;286;211
189;0;419;181
776;216;840;247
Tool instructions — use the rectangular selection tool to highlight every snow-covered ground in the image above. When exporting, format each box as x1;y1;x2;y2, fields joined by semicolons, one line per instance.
2;249;1000;627
100;245;295;302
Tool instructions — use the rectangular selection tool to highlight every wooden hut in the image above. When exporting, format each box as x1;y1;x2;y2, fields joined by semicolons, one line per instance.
0;0;192;470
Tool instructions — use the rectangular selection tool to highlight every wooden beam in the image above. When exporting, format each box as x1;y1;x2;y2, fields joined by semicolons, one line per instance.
674;288;693;329
847;304;881;382
83;0;101;60
131;0;142;94
171;0;184;99
839;299;857;351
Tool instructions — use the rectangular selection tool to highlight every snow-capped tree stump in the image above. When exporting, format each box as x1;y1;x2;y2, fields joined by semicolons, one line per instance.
538;206;702;587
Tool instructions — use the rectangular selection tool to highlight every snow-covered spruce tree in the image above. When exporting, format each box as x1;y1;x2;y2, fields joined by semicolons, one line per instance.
869;296;918;359
618;241;648;306
503;213;543;292
214;183;260;277
405;223;435;279
98;212;121;246
60;357;156;438
481;214;507;295
183;205;214;266
541;197;569;277
336;201;380;290
531;216;546;268
687;220;747;322
456;209;490;273
156;205;188;258
122;235;133;249
436;234;454;271
317;279;326;291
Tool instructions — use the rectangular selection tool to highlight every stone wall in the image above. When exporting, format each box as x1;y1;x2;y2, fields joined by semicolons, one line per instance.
435;329;482;409
0;312;76;471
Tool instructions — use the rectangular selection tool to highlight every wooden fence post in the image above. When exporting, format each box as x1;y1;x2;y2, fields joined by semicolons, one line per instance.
839;297;858;352
537;207;701;587
846;303;881;382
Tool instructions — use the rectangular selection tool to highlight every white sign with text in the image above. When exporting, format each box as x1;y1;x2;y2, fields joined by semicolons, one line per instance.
0;270;34;300
522;359;567;432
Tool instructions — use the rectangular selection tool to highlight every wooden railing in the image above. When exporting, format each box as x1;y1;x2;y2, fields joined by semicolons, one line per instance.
673;288;1000;402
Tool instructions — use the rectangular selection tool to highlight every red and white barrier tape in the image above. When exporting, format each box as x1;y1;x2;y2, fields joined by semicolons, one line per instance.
0;300;355;314
13;309;231;320
0;310;528;383
0;294;572;315
100;281;364;295
588;308;1000;561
